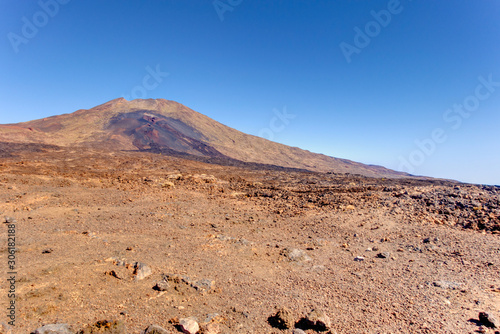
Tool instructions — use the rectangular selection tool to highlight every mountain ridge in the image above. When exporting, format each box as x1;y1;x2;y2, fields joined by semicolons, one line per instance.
0;98;409;178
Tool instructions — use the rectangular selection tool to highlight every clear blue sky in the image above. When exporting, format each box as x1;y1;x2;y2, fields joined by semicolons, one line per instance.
1;1;499;185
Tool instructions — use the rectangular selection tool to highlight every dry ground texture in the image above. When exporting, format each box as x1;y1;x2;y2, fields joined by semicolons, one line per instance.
0;146;499;334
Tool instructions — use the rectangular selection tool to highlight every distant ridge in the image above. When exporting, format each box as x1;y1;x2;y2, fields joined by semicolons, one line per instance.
0;98;409;178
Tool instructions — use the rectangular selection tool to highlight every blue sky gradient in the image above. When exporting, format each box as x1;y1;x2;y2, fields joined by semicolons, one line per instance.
1;1;499;185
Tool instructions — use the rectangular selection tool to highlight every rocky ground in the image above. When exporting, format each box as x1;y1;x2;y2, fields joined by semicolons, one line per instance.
0;146;499;334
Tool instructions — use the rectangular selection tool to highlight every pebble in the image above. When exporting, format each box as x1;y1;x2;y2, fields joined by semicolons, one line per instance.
133;262;152;281
4;217;16;224
479;311;498;328
161;181;175;188
432;280;462;290
142;324;170;334
153;279;169;291
105;270;123;280
304;309;332;331
377;252;390;259
191;278;215;292
292;329;306;334
162;273;215;294
270;307;295;329
179;317;199;334
32;323;73;334
202;313;220;324
354;256;365;261
281;248;312;262
79;320;126;334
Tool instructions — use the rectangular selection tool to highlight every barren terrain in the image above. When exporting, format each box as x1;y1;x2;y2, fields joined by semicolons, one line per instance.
0;145;499;334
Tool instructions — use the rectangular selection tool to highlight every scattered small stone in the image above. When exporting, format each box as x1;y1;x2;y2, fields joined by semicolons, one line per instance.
31;323;74;334
312;238;328;247
191;278;215;292
425;244;437;252
297;309;332;331
115;260;125;266
167;173;183;180
161;181;175;188
133;262;152;281
42;249;53;254
479;312;498;328
311;265;326;273
281;248;312;262
235;238;250;246
292;329;306;334
216;235;233;241
126;246;134;251
78;320;126;334
202;313;220;324
377;252;390;259
372;246;379;251
4;217;16;224
268;307;295;329
179;317;199;334
153;279;169;291
162;274;215;294
142;324;170;334
105;270;123;280
432;280;462;290
354;256;365;261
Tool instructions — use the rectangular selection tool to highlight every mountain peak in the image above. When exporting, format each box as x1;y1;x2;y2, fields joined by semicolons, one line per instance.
0;99;408;178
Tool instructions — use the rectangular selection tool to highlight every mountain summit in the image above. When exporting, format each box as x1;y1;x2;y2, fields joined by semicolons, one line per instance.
0;98;406;177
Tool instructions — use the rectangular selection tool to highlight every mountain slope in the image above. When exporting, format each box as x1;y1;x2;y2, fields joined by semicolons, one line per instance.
0;98;407;177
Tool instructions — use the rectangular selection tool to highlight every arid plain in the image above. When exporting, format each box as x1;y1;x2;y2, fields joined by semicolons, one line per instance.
0;99;499;334
0;146;499;334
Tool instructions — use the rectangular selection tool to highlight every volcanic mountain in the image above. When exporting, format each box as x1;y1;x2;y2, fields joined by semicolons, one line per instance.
0;98;406;177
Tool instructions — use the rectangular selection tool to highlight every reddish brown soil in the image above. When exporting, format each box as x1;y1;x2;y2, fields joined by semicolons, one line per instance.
0;146;499;334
